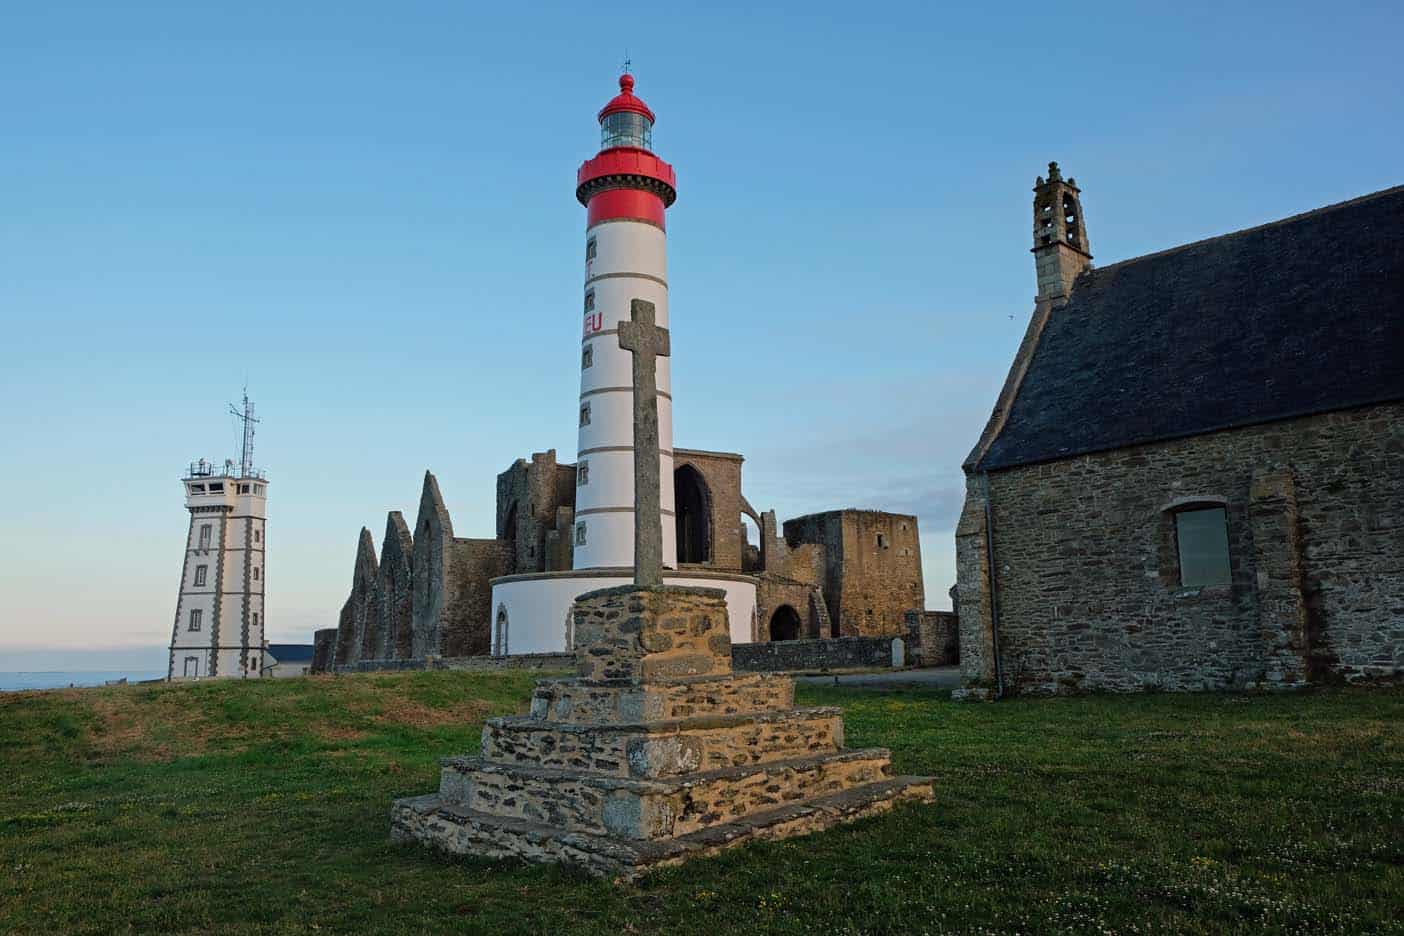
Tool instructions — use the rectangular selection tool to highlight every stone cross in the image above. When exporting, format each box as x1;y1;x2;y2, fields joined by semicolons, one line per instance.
616;298;671;587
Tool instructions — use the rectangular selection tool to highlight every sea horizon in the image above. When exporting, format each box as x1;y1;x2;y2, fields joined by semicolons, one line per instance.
1;670;168;692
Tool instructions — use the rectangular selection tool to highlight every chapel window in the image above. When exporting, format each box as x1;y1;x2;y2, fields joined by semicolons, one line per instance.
1173;506;1232;587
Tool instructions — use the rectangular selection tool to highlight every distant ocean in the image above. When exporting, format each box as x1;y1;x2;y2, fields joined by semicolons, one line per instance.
0;671;167;692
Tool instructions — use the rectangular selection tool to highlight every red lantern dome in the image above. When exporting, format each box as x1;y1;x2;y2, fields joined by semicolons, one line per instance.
597;73;656;124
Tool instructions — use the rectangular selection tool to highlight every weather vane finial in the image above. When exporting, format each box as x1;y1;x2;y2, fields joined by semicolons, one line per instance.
622;52;631;75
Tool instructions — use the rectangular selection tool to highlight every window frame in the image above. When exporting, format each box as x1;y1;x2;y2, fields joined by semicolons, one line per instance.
1169;503;1233;588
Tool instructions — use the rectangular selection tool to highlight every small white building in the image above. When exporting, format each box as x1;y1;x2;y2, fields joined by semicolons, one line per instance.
168;396;270;681
264;643;314;678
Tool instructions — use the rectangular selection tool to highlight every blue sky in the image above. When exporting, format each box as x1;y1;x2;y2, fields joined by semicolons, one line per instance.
2;0;1400;665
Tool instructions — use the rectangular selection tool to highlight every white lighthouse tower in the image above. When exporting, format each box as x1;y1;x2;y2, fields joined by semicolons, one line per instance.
573;72;678;571
168;394;269;681
487;73;757;653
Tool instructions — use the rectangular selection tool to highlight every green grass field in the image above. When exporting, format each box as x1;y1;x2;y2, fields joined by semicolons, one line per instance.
1;672;1400;935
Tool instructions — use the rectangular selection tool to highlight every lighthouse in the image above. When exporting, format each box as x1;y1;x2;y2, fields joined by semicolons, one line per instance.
487;73;757;653
572;73;678;571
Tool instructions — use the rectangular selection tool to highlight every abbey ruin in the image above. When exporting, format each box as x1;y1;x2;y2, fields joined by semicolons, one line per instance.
316;450;930;669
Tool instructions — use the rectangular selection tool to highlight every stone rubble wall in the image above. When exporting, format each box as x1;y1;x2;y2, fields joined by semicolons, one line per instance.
731;635;902;673
377;511;414;661
481;707;844;779
904;610;960;667
529;672;795;724
310;628;337;674
782;510;925;638
330;652;574;674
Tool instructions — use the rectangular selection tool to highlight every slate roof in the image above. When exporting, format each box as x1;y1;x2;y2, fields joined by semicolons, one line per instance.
266;643;315;663
977;185;1404;471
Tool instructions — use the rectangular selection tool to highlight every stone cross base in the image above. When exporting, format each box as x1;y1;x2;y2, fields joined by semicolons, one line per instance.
391;585;934;878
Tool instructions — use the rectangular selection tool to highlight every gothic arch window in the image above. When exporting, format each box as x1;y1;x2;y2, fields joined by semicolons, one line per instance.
494;604;509;657
674;464;712;564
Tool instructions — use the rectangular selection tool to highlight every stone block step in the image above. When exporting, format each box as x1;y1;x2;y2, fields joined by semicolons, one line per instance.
392;775;936;879
529;673;795;725
439;748;895;839
480;706;843;779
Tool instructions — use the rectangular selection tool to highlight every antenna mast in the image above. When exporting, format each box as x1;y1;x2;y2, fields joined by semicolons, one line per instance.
228;390;260;479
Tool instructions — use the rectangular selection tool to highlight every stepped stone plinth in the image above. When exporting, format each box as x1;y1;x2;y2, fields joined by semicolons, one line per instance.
391;584;934;878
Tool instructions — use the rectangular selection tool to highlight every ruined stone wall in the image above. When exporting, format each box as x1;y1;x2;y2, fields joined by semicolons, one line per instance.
755;510;827;639
377;511;414;660
732;635;899;673
956;403;1404;695
755;579;827;641
335;651;575;674
311;628;337;673
496;450;576;575
784;511;924;638
411;473;453;657
335;528;379;666
441;538;512;657
672;449;745;572
905;611;959;667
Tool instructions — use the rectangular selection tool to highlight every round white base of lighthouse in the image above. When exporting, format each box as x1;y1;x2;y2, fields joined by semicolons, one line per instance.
487;571;758;657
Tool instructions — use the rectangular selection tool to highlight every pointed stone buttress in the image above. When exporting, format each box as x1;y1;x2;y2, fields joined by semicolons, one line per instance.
391;584;934;878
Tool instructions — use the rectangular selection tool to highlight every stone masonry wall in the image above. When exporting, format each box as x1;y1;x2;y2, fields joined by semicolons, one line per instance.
411;472;455;658
335;527;379;666
732;635;900;673
496;450;576;575
441;538;512;657
377;511;414;660
956;403;1404;695
672;449;745;571
784;510;924;638
905;611;960;667
311;628;337;673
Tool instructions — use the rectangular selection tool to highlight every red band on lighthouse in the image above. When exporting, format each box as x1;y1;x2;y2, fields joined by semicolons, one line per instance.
587;188;667;228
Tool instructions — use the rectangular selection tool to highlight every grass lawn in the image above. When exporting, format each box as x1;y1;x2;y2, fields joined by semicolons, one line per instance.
1;672;1400;935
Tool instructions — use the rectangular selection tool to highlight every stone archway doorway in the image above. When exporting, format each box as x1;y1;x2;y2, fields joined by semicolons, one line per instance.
674;464;712;564
769;605;802;642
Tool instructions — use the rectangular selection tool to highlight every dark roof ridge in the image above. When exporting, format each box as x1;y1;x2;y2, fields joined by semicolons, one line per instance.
1083;183;1404;281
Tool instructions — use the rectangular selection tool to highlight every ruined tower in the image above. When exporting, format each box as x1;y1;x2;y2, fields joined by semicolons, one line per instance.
168;395;268;681
573;73;679;571
1032;161;1092;301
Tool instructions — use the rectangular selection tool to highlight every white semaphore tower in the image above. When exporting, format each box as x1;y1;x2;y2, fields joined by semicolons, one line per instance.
168;393;269;681
572;72;678;571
